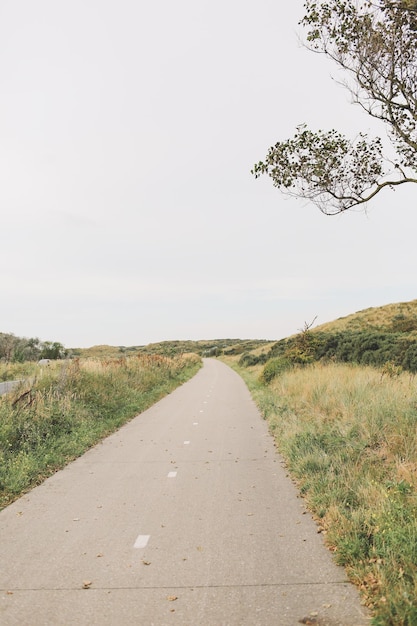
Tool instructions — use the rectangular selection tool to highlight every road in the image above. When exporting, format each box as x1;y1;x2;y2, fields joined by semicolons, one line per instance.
0;359;369;625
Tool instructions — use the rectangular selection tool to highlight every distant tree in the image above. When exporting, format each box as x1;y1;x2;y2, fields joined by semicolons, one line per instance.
0;333;16;363
39;341;67;360
13;337;42;362
0;333;43;362
252;0;417;214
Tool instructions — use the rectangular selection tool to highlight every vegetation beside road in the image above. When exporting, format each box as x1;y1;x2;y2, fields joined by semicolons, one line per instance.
238;300;417;375
0;353;201;510
4;299;417;622
223;352;417;625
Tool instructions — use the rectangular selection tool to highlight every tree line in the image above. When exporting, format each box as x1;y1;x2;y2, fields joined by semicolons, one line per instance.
0;333;68;363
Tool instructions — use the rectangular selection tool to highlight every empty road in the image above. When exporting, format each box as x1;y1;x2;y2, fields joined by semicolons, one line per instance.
0;359;368;625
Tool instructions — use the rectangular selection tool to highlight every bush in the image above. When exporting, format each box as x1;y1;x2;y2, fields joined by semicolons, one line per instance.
239;353;260;367
260;357;292;384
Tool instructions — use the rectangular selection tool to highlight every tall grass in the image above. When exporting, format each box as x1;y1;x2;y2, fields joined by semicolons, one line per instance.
0;354;201;509
0;360;39;381
224;357;417;626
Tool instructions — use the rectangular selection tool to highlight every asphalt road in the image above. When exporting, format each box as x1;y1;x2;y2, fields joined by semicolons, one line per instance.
0;359;369;625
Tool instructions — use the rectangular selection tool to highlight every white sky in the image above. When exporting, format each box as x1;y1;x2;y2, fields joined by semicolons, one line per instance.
0;0;415;348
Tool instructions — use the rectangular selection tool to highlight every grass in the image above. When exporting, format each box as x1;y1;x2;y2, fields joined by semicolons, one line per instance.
0;353;201;509
223;356;417;626
314;299;417;334
0;360;39;382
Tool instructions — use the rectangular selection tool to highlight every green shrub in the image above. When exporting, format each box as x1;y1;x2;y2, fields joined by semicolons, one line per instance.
260;357;292;383
261;330;417;375
239;353;259;367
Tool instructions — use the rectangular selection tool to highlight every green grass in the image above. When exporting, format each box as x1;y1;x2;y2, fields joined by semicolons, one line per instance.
223;356;417;625
0;354;201;509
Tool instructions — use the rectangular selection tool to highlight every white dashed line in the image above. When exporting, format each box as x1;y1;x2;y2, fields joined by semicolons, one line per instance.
193;422;199;426
167;471;177;478
134;535;150;549
184;441;190;445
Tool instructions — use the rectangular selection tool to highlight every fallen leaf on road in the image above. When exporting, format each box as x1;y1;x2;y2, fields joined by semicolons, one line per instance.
142;560;151;566
96;553;104;558
82;580;92;589
167;595;178;602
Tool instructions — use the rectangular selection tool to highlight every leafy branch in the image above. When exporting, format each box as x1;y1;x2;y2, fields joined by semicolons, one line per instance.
253;0;417;214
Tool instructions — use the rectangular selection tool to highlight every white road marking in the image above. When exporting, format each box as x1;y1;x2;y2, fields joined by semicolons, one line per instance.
134;535;150;549
184;440;190;445
167;471;177;478
193;422;199;426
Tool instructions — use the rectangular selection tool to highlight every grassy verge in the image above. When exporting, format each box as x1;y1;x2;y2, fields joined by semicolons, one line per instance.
0;354;201;509
0;360;39;382
222;356;417;626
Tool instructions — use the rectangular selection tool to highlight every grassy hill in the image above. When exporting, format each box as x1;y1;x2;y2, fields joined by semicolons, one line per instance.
236;298;417;374
313;298;417;335
72;338;271;359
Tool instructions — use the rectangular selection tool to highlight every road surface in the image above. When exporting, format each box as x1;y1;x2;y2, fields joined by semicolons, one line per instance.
0;359;369;625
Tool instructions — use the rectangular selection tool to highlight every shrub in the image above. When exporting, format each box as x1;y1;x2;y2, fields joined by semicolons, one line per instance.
239;353;260;367
260;357;292;384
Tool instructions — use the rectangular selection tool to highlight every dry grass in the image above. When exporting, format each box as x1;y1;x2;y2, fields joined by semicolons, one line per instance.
314;299;417;334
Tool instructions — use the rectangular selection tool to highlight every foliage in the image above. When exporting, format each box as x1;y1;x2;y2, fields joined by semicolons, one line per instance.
0;333;69;364
237;301;417;381
261;329;417;375
0;333;41;363
239;352;268;367
39;341;67;360
0;354;201;509
259;357;292;383
252;0;417;214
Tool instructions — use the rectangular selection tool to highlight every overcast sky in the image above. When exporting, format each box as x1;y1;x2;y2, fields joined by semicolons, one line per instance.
0;0;415;348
